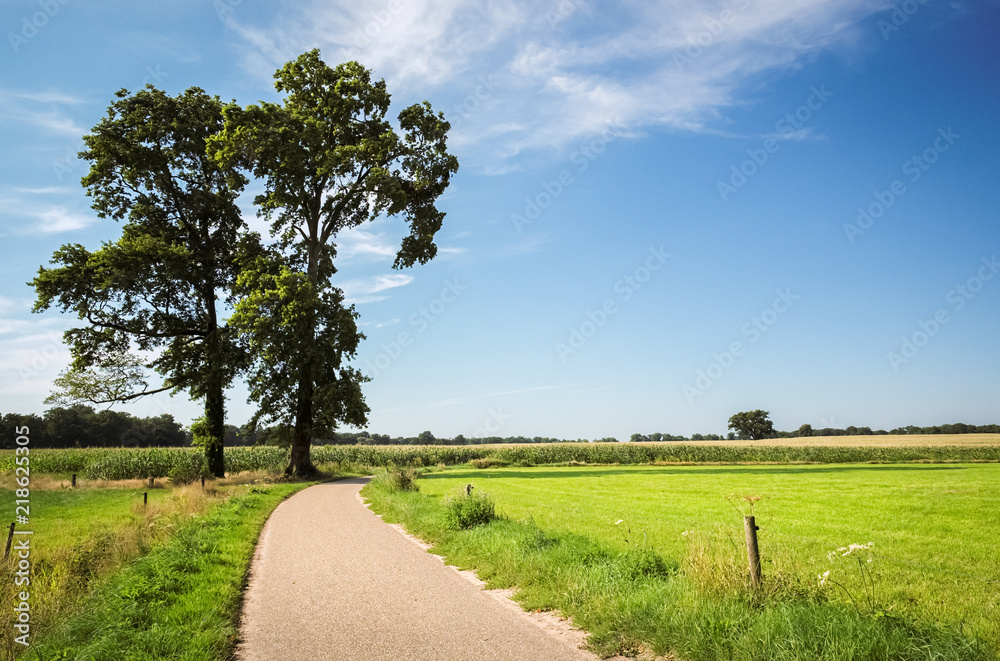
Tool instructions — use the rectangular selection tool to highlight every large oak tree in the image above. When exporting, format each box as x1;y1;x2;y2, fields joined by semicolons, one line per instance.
210;50;459;475
32;86;250;476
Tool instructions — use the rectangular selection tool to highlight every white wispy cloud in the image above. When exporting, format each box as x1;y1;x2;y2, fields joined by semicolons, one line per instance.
0;190;96;235
359;318;402;329
226;0;887;166
12;186;75;195
502;232;554;256
340;273;415;304
336;227;398;260
32;206;95;234
0;88;88;137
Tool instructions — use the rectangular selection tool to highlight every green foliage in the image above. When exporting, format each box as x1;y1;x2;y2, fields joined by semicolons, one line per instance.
470;456;510;469
445;487;496;530
0;406;187;450
31;85;250;477
189;415;212;449
210;49;458;473
168;452;208;485
369;467;420;493
230;259;369;441
728;410;775;440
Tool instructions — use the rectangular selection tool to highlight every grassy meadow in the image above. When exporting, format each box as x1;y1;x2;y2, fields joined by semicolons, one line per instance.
0;472;320;660
1;439;997;660
364;462;1000;660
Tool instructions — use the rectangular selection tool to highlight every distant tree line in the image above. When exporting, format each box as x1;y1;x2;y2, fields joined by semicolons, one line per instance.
633;422;1000;442
281;430;595;446
0;409;598;448
786;423;1000;437
630;433;726;442
4;406;997;449
0;405;187;449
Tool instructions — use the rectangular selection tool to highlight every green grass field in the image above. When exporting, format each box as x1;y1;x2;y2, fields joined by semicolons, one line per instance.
21;482;310;660
2;486;169;548
0;476;319;660
365;463;1000;659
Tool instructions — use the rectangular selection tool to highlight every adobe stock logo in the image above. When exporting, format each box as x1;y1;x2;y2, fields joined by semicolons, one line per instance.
363;278;467;379
843;127;960;243
8;0;71;53
511;119;624;234
887;256;997;372
555;247;671;362
683;288;798;404
716;85;833;202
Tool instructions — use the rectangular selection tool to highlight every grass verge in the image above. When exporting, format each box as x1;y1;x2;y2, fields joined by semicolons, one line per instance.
11;480;315;660
362;468;995;661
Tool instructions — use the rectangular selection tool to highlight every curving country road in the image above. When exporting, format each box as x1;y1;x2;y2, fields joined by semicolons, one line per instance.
234;477;599;661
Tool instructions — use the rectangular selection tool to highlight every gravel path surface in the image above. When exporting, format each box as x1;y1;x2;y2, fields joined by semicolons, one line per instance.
234;477;598;661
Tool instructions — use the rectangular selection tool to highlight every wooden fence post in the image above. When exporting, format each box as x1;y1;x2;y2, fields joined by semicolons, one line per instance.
148;476;154;488
3;523;14;560
71;473;76;488
143;492;148;508
744;515;762;587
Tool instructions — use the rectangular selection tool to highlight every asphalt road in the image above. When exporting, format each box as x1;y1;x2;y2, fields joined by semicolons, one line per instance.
234;477;599;661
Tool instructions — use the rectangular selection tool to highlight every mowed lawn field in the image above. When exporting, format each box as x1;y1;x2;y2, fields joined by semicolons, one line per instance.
414;463;1000;649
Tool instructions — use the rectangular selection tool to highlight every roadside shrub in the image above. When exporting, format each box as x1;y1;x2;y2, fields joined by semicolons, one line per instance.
445;487;496;530
370;467;420;493
168;453;208;485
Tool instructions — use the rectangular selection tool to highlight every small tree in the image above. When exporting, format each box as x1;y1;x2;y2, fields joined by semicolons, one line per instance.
798;423;813;437
728;410;774;440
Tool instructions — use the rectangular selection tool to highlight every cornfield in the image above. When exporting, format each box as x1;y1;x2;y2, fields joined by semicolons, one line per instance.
2;442;998;479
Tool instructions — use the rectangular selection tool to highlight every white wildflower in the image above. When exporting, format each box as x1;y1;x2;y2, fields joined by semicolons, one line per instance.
840;542;874;556
818;570;830;586
614;519;623;525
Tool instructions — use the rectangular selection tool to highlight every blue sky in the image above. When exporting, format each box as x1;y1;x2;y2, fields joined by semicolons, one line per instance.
1;0;998;440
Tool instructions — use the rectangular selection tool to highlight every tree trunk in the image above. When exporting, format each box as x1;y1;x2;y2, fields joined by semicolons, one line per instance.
285;236;321;478
287;378;315;477
202;282;227;478
204;375;226;478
